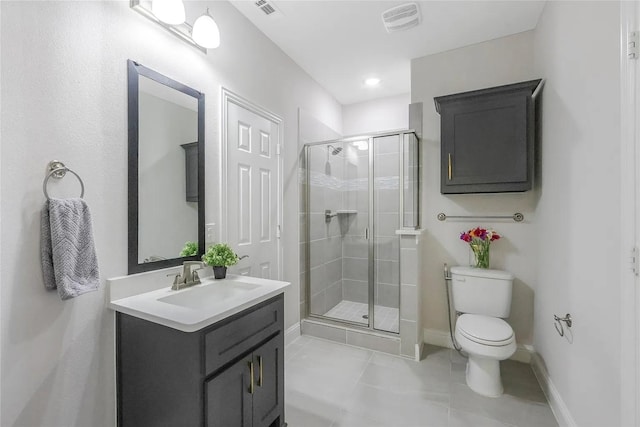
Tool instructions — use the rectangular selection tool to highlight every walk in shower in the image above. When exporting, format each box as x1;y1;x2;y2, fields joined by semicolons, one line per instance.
303;130;419;334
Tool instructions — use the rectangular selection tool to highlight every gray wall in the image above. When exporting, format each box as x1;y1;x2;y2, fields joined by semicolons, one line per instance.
0;2;342;425
411;30;539;345
342;93;410;136
533;2;621;426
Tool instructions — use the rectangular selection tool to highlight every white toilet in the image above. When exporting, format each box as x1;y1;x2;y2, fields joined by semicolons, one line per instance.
450;266;516;397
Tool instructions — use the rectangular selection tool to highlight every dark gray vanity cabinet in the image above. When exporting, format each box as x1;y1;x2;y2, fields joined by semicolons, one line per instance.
434;79;541;194
206;335;281;427
181;142;199;202
116;294;285;427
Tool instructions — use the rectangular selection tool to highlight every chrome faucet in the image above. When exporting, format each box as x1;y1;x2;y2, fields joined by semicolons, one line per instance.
169;261;206;290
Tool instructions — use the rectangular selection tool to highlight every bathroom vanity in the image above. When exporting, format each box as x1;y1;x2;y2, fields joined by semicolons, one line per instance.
108;271;290;427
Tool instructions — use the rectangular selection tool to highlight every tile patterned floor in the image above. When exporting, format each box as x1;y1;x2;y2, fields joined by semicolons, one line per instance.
285;335;558;427
324;300;400;333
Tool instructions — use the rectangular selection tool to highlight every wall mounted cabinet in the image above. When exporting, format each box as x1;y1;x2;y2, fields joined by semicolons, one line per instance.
434;79;542;194
116;294;284;427
181;142;199;202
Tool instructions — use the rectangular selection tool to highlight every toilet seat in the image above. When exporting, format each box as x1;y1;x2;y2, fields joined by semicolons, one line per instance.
456;314;514;346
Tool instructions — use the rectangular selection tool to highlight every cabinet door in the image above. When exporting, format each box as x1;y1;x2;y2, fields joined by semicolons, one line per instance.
441;93;532;193
181;142;199;202
252;335;284;427
206;356;253;427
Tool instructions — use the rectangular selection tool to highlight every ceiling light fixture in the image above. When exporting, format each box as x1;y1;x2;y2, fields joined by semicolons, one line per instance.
130;0;221;53
364;77;381;87
151;0;186;25
192;9;221;49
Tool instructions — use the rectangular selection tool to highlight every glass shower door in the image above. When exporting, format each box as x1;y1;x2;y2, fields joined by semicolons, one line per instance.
306;140;370;326
372;134;401;333
305;131;414;334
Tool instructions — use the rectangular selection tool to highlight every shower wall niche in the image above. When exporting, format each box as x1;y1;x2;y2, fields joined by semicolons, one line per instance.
304;131;419;335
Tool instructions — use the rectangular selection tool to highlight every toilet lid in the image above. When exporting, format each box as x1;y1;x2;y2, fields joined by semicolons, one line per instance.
457;314;514;346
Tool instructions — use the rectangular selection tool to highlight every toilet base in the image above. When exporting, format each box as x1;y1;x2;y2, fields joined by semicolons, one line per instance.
466;356;503;397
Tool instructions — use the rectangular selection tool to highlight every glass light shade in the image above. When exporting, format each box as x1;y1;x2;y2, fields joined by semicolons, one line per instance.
151;0;186;25
192;13;220;49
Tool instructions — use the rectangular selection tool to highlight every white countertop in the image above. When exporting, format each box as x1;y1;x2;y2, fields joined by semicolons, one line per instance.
108;271;290;332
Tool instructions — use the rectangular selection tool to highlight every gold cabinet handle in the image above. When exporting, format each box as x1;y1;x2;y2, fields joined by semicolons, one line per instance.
248;361;254;394
257;356;263;387
448;153;452;180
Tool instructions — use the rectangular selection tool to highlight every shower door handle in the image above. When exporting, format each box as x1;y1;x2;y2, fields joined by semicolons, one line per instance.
365;228;369;240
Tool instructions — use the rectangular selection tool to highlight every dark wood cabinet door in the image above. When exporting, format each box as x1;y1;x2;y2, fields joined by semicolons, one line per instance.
181;142;199;202
206;356;253;427
117;295;285;427
252;335;284;427
435;79;540;194
442;93;528;187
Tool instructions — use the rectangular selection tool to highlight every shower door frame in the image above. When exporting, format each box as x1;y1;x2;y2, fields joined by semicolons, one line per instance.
303;129;419;334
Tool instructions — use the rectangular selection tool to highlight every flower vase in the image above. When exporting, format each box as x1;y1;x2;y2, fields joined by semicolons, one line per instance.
470;243;490;269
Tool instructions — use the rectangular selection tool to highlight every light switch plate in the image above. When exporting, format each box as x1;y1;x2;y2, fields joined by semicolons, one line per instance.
206;223;216;245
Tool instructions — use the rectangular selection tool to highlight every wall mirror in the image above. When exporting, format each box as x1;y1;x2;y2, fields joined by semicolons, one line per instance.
127;59;205;274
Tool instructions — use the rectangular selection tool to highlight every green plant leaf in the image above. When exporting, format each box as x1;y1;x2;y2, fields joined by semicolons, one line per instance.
179;241;198;257
202;243;239;267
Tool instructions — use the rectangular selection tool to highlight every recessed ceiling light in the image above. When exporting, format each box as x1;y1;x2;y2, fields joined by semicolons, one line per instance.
364;77;381;87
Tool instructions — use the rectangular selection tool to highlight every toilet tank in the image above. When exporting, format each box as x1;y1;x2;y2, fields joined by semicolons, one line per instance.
450;266;514;318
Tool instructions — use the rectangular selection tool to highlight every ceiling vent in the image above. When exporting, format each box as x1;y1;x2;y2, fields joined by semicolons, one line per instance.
381;3;421;33
255;0;279;16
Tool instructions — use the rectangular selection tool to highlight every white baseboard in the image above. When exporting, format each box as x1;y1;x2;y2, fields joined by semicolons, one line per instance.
530;352;577;427
414;343;423;362
512;344;533;364
423;328;532;363
285;322;301;346
423;328;454;349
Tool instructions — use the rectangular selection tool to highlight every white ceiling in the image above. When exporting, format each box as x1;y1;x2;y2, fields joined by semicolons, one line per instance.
230;0;546;105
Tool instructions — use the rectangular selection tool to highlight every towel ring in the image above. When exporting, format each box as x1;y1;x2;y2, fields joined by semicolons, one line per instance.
43;160;85;200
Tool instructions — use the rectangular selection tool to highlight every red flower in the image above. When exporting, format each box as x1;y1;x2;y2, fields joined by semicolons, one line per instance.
460;232;472;242
460;227;501;244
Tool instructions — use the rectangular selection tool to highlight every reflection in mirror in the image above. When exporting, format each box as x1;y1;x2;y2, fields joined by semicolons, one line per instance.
128;60;205;274
138;76;198;262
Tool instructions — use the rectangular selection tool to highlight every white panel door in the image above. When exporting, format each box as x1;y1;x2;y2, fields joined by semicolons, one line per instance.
226;100;280;279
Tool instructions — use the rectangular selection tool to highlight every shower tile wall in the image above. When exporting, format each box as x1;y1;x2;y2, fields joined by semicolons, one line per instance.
308;145;345;316
342;144;369;308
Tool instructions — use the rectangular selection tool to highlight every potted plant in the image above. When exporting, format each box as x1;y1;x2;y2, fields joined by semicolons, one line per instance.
202;243;239;279
179;241;198;257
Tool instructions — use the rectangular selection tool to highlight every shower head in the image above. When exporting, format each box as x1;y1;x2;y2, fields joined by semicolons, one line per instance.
327;145;343;155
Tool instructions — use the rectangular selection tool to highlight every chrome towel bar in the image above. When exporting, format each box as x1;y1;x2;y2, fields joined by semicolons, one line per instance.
437;212;524;222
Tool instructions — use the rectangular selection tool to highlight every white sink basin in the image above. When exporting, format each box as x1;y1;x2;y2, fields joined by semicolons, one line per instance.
158;280;261;310
107;272;290;332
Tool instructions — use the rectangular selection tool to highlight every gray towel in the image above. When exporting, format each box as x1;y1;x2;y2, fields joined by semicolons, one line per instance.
41;198;100;300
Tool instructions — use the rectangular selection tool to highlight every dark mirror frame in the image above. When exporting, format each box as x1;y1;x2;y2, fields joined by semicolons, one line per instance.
127;59;205;274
